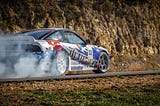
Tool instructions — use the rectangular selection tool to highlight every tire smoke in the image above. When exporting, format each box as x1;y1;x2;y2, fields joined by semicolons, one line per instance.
0;30;54;78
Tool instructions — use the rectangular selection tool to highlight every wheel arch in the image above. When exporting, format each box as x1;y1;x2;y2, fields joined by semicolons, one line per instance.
93;47;110;60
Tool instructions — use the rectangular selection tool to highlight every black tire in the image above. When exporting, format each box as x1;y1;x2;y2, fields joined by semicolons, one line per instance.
93;52;110;73
50;51;69;76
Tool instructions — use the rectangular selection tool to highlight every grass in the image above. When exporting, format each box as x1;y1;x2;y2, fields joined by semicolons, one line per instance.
1;84;160;106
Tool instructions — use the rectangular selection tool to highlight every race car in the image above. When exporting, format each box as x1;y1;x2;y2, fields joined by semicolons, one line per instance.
17;28;110;76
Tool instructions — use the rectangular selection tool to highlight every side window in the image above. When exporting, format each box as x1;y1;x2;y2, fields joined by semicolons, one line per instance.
22;30;50;40
64;31;85;44
46;31;63;41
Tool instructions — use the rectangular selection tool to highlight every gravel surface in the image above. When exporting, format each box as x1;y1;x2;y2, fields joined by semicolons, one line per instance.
0;75;160;93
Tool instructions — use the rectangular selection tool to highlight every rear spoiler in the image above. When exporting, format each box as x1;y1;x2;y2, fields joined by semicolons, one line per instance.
0;36;35;44
0;36;36;57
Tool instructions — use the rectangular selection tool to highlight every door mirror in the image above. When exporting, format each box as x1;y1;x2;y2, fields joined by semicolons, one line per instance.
86;39;90;44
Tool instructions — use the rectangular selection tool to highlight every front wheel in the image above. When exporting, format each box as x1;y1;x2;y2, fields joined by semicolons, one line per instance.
93;52;110;73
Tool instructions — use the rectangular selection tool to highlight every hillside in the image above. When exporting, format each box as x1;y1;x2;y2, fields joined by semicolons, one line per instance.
0;0;160;71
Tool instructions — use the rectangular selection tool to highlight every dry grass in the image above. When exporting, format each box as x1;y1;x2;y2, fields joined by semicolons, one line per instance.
128;62;147;71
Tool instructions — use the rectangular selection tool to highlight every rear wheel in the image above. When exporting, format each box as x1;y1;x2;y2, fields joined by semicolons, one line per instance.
50;51;69;76
93;52;109;73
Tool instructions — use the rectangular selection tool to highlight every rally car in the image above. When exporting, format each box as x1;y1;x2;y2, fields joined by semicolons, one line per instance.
16;28;110;76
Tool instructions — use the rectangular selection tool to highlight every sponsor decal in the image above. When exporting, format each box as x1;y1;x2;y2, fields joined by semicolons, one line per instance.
46;40;57;47
71;66;83;70
46;40;62;50
63;45;98;67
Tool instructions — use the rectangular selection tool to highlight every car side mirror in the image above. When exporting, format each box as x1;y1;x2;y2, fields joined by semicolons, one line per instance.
86;39;90;44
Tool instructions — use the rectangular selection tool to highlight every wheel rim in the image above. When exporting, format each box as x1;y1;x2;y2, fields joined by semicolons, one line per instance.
99;53;109;72
56;52;68;74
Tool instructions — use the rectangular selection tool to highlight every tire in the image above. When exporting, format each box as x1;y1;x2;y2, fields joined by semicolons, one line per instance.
93;52;110;73
50;51;69;76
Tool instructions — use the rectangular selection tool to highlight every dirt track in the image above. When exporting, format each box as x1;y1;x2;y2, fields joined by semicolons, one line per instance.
0;74;160;93
0;70;159;82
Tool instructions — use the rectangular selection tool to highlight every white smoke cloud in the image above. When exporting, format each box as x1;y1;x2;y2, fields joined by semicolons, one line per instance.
0;62;5;75
14;55;37;78
0;30;59;78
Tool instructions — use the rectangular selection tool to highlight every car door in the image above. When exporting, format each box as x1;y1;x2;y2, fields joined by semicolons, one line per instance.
62;30;94;61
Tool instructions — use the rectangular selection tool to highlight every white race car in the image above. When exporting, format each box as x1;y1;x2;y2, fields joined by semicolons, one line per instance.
1;28;110;76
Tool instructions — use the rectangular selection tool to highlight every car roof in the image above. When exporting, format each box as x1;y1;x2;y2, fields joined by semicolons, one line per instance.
20;28;72;33
17;28;80;40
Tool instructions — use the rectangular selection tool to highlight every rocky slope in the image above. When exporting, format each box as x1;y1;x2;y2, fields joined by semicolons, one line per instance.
0;0;160;71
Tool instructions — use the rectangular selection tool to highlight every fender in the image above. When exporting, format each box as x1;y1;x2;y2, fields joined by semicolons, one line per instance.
92;46;110;60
